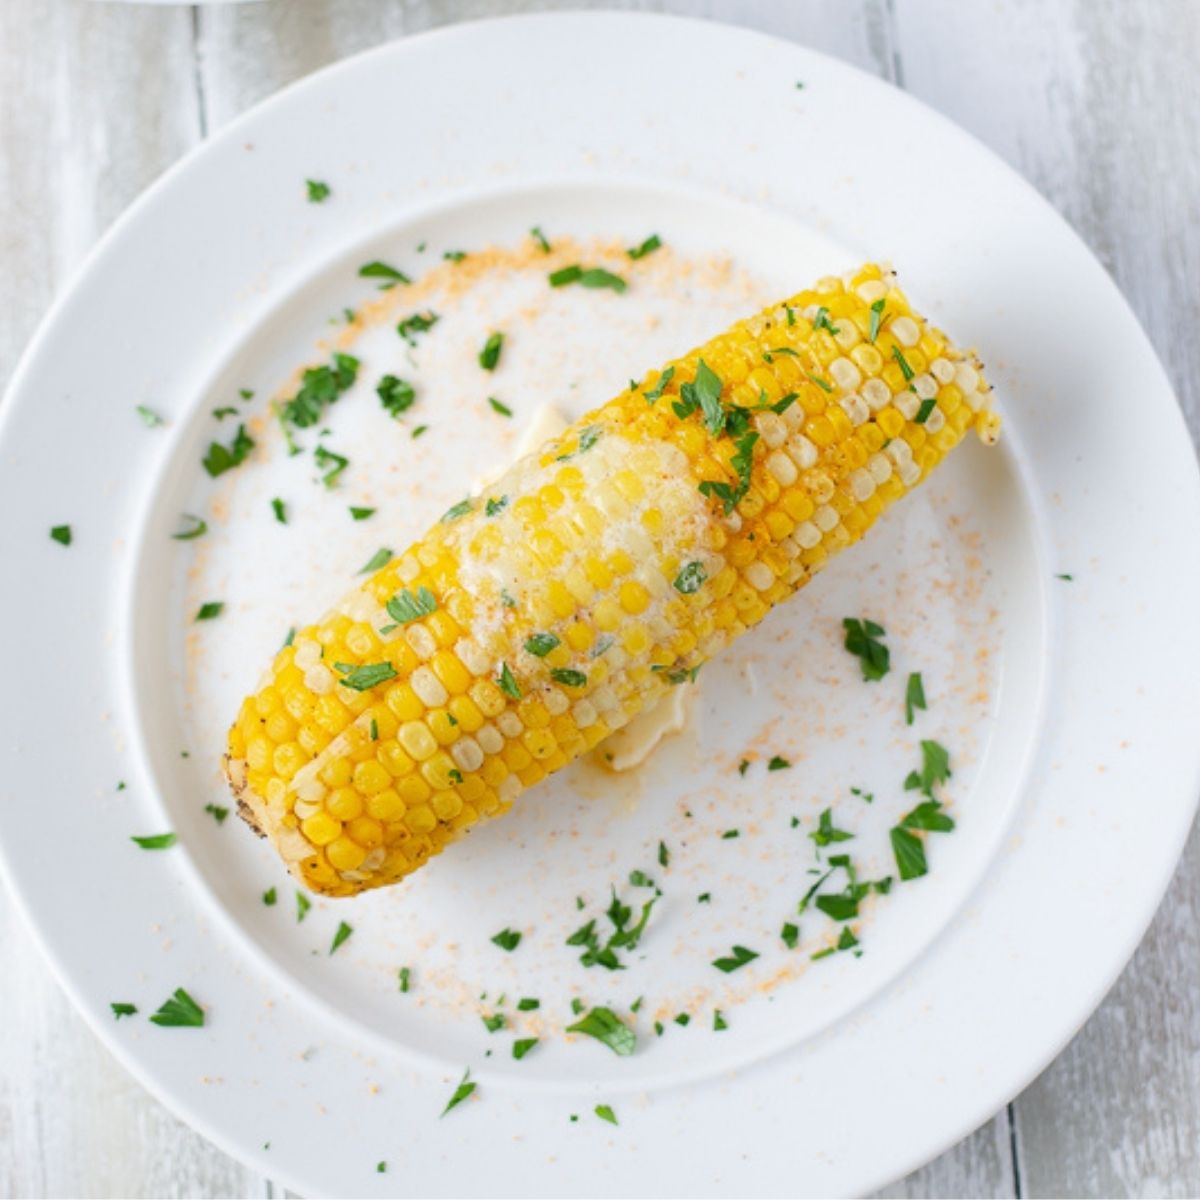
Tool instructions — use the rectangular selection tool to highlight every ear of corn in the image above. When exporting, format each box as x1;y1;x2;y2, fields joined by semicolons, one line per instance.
225;263;997;896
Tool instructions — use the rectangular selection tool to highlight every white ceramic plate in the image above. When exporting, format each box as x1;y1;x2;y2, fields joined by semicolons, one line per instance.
2;13;1198;1197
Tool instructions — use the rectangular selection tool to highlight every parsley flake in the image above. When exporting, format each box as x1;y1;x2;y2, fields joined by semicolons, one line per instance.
712;945;759;973
131;833;176;850
487;396;513;417
330;921;353;954
358;261;410;288
905;672;927;725
202;424;254;477
441;1069;476;1116
627;234;662;260
843;617;890;681
149;987;204;1027
377;374;416;417
673;561;707;594
195;601;224;622
385;586;438;625
524;632;560;657
512;1038;538;1060
171;515;207;540
566;1007;636;1056
491;927;522;952
479;332;505;371
358;547;392;574
334;661;397;691
111;1002;137;1019
497;662;521;699
306;179;330;203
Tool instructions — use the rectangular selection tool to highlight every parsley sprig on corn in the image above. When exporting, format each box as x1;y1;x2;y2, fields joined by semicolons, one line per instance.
225;264;997;895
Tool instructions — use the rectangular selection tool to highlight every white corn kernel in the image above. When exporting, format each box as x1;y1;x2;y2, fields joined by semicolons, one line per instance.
496;710;523;738
745;561;774;591
591;685;619;713
833;319;861;350
856;279;887;303
894;390;920;420
766;450;798;487
499;775;522;803
542;687;569;716
924;406;946;434
787;434;818;470
867;453;893;484
814;505;839;533
476;724;503;755
911;373;937;400
830;357;862;391
397;554;420;583
293;639;321;669
451;737;484;773
573;700;598;728
455;638;490;676
839;394;870;426
930;357;956;384
305;665;335;695
755;411;788;448
886;438;913;465
410;666;448;708
891;316;919;346
900;460;922;487
849;469;876;502
954;362;979;394
405;624;436;660
862;377;891;411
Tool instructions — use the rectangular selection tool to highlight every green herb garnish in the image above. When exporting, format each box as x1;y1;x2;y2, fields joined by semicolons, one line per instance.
781;922;799;949
204;803;229;825
358;547;392;574
497;662;521;699
195;601;224;622
513;1038;538;1060
441;1069;476;1116
843;617;889;681
377;374;416;417
441;498;473;523
296;891;311;922
330;921;353;954
131;833;176;850
530;226;551;252
809;808;854;849
712;945;759;974
595;1104;618;1125
262;888;277;906
306;179;330;203
550;668;587;688
491;927;522;952
350;506;375;521
566;1007;636;1056
334;661;397;691
524;632;560;657
892;344;914;381
358;261;410;288
386;586;437;625
868;298;886;342
136;405;164;427
487;397;513;417
767;755;791;771
172;515;207;540
396;311;439;345
673;561;707;594
149;987;204;1027
111;1002;137;1019
479;332;505;371
202;424;254;477
627;234;662;260
905;672;927;725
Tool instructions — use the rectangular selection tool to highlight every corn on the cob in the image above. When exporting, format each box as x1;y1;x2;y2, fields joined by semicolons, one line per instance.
226;263;998;896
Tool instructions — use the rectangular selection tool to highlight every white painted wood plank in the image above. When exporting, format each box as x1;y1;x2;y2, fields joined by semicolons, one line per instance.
0;2;265;1196
893;0;1200;1195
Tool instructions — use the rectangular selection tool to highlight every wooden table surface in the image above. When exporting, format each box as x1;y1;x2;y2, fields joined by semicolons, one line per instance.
2;1;1198;1195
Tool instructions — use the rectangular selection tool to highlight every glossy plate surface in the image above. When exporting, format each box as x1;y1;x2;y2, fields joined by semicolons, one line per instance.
1;13;1197;1196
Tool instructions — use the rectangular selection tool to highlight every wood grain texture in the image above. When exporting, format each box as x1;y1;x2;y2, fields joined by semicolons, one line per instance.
1;0;1196;1195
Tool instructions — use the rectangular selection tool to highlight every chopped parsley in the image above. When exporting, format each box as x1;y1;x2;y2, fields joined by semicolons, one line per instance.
516;997;540;1011
567;878;660;971
699;429;759;514
892;344;915;381
262;888;277;906
738;759;751;776
905;672;927;725
767;755;791;771
809;808;854;849
110;1002;137;1019
411;425;429;439
377;374;416;417
491;927;522;952
281;353;359;431
270;498;287;524
481;1013;506;1033
398;966;411;993
698;892;711;903
487;397;513;417
149;987;204;1027
1056;572;1074;581
195;601;224;622
781;922;799;949
773;392;799;415
813;306;841;336
712;945;759;973
202;424;254;477
485;495;509;516
627;234;662;260
658;841;669;869
349;506;375;521
915;397;937;424
440;1069;476;1117
136;404;164;427
550;668;587;688
130;833;176;850
721;829;739;840
358;546;392;574
334;661;398;691
296;891;311;922
171;515;207;540
868;298;886;342
313;445;348;488
385;586;437;624
330;921;353;954
443;249;467;263
530;226;551;252
204;803;229;825
396;311;439;345
524;632;560;657
512;1038;538;1060
673;1013;690;1027
643;366;675;403
905;740;952;797
595;1104;618;1126
441;498;473;523
212;406;238;420
358;261;411;288
305;179;330;203
673;561;706;594
497;662;521;699
842;617;890;681
549;265;627;293
566;1007;636;1056
479;332;505;371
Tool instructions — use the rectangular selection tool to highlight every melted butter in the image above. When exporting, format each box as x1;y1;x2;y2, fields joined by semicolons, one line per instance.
473;402;696;772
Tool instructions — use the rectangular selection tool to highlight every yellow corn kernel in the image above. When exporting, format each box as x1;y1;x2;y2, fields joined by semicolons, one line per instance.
301;811;341;846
